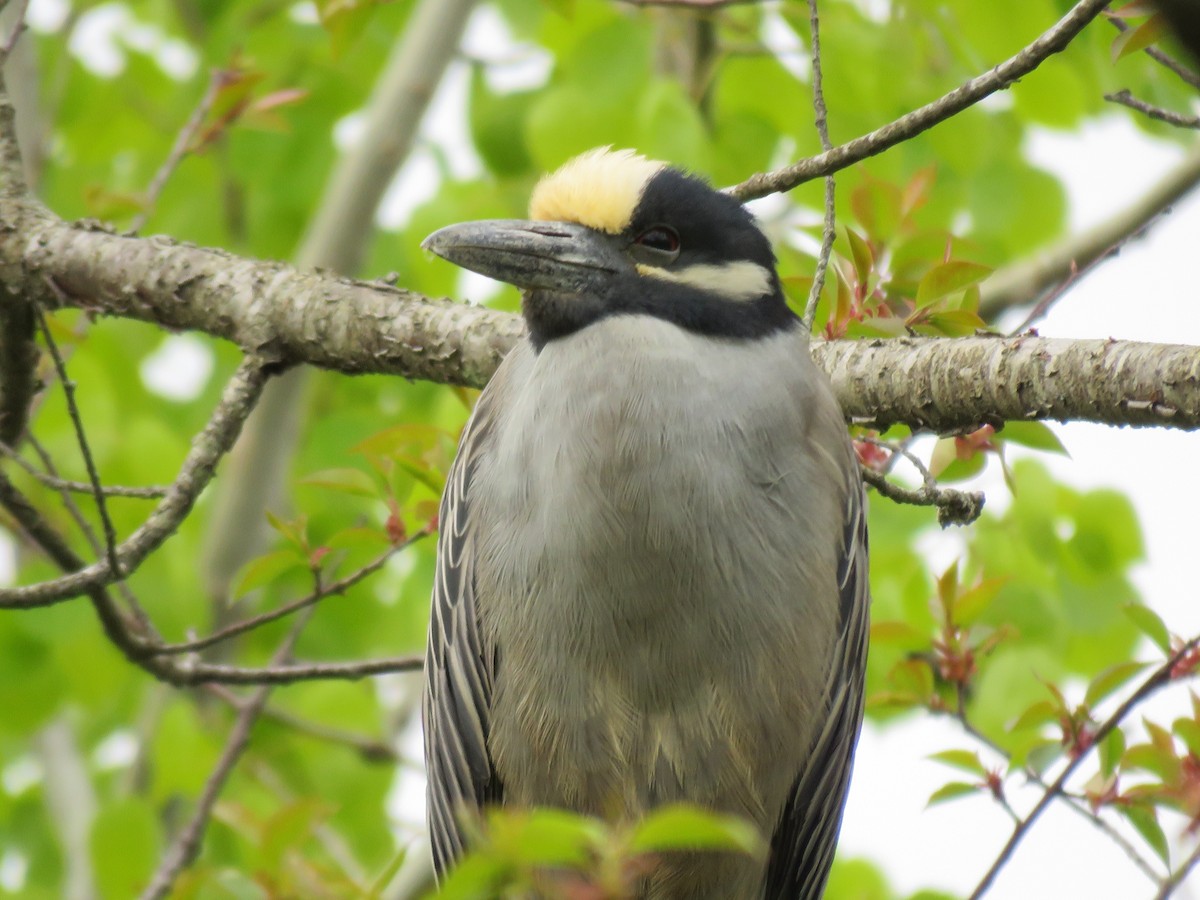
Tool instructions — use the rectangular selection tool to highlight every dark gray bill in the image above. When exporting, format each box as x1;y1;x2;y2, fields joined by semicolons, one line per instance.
422;219;627;293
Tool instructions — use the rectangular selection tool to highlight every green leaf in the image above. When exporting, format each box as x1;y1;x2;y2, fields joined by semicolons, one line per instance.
261;799;331;873
1124;603;1171;654
1172;717;1200;758
870;620;928;648
628;804;765;857
915;261;993;308
487;807;607;868
232;548;305;599
1010;699;1060;732
299;467;380;498
922;310;987;336
1084;661;1147;707
926;781;979;807
1098;728;1126;778
928;749;987;777
998;421;1069;455
1120;804;1171;866
845;227;874;284
1111;14;1167;62
954;578;1007;626
425;853;510;900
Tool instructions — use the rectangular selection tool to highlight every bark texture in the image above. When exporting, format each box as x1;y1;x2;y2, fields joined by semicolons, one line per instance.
2;199;1198;433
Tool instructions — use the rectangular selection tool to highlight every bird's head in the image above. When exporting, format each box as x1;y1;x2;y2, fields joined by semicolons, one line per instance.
422;148;795;348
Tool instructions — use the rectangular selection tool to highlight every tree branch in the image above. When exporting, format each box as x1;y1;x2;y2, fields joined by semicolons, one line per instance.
151;538;425;655
803;0;836;331
729;0;1111;200
980;143;1200;319
969;636;1200;899
1105;88;1200;129
2;204;1199;432
813;334;1200;432
139;607;315;900
0;355;271;608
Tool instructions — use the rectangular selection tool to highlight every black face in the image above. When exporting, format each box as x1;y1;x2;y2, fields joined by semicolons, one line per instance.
523;169;797;349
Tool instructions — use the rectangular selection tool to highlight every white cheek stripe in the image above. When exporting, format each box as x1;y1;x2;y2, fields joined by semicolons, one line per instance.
635;260;773;302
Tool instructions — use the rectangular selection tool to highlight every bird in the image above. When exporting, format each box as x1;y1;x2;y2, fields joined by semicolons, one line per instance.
420;147;869;899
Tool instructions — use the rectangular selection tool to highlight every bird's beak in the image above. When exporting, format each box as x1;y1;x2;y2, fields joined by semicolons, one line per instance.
422;220;627;293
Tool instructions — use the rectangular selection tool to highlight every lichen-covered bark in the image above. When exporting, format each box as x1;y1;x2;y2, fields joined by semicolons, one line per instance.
1;198;1198;432
0;199;523;388
813;336;1200;432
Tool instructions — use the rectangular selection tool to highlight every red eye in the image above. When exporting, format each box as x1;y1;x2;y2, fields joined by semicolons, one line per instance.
635;226;680;253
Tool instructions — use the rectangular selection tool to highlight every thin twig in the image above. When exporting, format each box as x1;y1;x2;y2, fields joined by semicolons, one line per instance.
206;683;400;763
151;539;424;655
1155;836;1200;899
968;635;1200;900
31;294;122;581
168;655;424;685
1108;15;1200;90
140;607;316;899
730;0;1111;200
27;434;158;634
128;69;224;234
862;435;938;491
0;442;167;497
944;692;1163;885
0;355;271;608
1105;89;1200;129
0;456;423;686
0;0;30;60
803;0;836;332
859;452;985;527
1006;221;1144;335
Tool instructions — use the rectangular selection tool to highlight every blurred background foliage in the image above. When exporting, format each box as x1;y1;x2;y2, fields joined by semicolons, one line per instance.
2;0;1197;897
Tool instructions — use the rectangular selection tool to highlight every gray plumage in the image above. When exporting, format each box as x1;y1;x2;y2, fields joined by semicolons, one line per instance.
422;149;869;899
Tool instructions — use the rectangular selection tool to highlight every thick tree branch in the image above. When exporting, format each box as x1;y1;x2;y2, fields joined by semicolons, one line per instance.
0;200;520;385
729;0;1111;200
2;203;1198;433
815;334;1200;432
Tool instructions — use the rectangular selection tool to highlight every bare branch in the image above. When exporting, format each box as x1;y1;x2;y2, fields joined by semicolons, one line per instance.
206;683;400;763
1155;837;1200;899
980;144;1200;319
0;443;168;497
0;287;36;444
32;291;122;578
26;434;159;634
168;655;424;685
0;0;30;61
1105;88;1200;129
151;537;426;655
969;636;1200;900
140;607;315;900
729;0;1111;200
0;355;271;608
803;0;836;332
813;334;1200;433
860;466;984;527
942;688;1164;885
128;68;224;235
858;437;985;526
